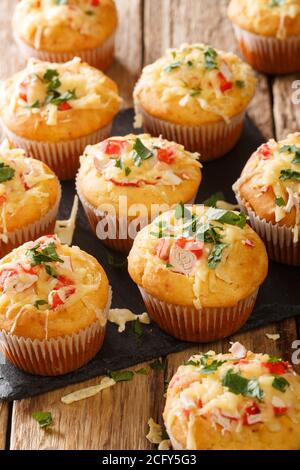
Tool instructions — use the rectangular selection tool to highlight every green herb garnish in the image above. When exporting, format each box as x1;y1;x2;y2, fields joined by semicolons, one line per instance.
272;376;290;393
0;162;15;183
150;359;164;370
164;62;181;73
206;207;247;228
26;242;63;267
280;144;300;164
279;169;300;181
34;300;48;310
269;0;285;7
45;264;58;278
204;47;218;70
222;370;264;401
135;368;148;375
203;191;225;208
43;69;59;82
133;318;143;341
109;370;134;382
132;138;153;167
275;197;286;207
32;412;53;429
25;100;41;109
124;166;131;177
208;243;228;269
235;80;245;89
50;89;76;106
268;356;283;363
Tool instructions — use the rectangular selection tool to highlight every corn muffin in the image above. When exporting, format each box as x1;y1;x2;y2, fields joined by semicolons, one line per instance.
0;139;61;259
134;43;256;160
0;234;111;376
0;57;121;180
13;0;118;70
233;133;300;265
164;343;300;450
77;134;202;253
228;0;300;74
128;205;268;342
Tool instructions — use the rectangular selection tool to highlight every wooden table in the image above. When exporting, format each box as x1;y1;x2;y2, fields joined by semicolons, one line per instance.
0;0;299;451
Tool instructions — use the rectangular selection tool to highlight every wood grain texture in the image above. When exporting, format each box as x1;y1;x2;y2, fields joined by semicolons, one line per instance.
11;363;164;450
0;402;9;450
143;0;273;138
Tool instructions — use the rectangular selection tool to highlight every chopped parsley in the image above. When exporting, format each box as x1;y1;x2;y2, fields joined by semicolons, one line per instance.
0;162;15;183
149;358;164;370
272;376;290;393
109;370;134;382
132;138;153;166
269;0;285;7
222;370;264;401
164;62;181;73
206;207;247;228
43;69;60;82
25;100;41;109
235;80;245;89
190;88;201;97
275;197;286;207
106;251;127;269
50;89;76;106
45;264;58;278
26;242;63;267
203;191;225;208
208;243;228;269
124;166;131;177
204;47;218;70
41;69;76;107
32;411;53;429
34;300;48;310
279;169;300;181
268;355;283;363
184;354;226;374
135;368;148;375
280;144;300;164
133;318;143;342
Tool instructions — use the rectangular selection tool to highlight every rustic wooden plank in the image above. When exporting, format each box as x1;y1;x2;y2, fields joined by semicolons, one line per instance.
143;0;273;138
0;402;9;450
108;0;143;108
11;363;164;450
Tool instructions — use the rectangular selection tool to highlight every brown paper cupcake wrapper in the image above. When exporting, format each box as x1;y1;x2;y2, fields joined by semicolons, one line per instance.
76;175;197;253
137;106;244;161
2;123;112;181
0;287;112;376
14;33;115;70
0;183;61;259
233;25;300;75
138;287;258;343
236;193;300;266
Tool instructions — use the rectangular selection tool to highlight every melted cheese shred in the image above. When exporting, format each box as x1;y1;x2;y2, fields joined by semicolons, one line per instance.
0;236;107;339
165;347;300;448
0;139;57;241
234;133;300;241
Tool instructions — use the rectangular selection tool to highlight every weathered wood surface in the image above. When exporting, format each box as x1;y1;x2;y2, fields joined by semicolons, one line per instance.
0;0;298;450
0;402;9;450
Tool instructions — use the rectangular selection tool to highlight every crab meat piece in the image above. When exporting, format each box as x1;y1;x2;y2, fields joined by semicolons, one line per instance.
0;268;38;294
94;156;116;173
229;342;247;359
219;62;233;82
155;238;171;260
169;245;197;275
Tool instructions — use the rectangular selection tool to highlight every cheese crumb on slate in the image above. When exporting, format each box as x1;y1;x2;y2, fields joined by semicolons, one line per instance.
55;195;78;246
146;418;164;444
265;333;280;341
108;308;150;333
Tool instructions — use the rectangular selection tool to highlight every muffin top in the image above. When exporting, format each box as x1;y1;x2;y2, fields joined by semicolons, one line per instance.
0;57;121;142
77;134;202;215
233;133;300;240
13;0;118;52
0;140;60;238
134;44;256;126
228;0;300;39
128;205;268;308
163;343;300;450
0;234;110;340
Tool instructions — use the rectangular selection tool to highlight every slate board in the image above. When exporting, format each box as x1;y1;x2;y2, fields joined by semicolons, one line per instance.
0;109;299;401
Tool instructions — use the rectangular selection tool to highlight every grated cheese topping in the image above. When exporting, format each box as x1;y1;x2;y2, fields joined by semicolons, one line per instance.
14;0;117;49
0;235;106;338
5;57;121;126
61;376;116;404
134;43;256;123
0;139;57;242
165;344;300;437
83;134;202;188
233;133;300;242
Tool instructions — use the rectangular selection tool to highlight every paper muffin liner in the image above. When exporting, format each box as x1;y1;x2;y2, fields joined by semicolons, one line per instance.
137;106;245;161
138;287;259;343
0;183;61;260
0;287;112;376
233;25;300;75
76;174;197;254
236;193;300;266
14;33;115;71
2;123;112;181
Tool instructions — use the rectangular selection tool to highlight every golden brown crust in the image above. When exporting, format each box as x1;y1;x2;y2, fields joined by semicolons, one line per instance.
128;208;268;308
228;0;300;38
13;0;118;53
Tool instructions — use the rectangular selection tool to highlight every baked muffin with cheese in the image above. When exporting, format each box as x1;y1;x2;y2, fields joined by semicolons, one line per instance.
0;234;111;376
164;343;300;450
228;0;300;74
0;139;61;259
134;44;256;160
13;0;118;70
77;134;202;253
233;133;300;265
0;57;121;180
128;205;268;342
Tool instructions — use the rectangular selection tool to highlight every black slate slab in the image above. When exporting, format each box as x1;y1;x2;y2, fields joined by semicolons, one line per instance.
0;109;299;401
